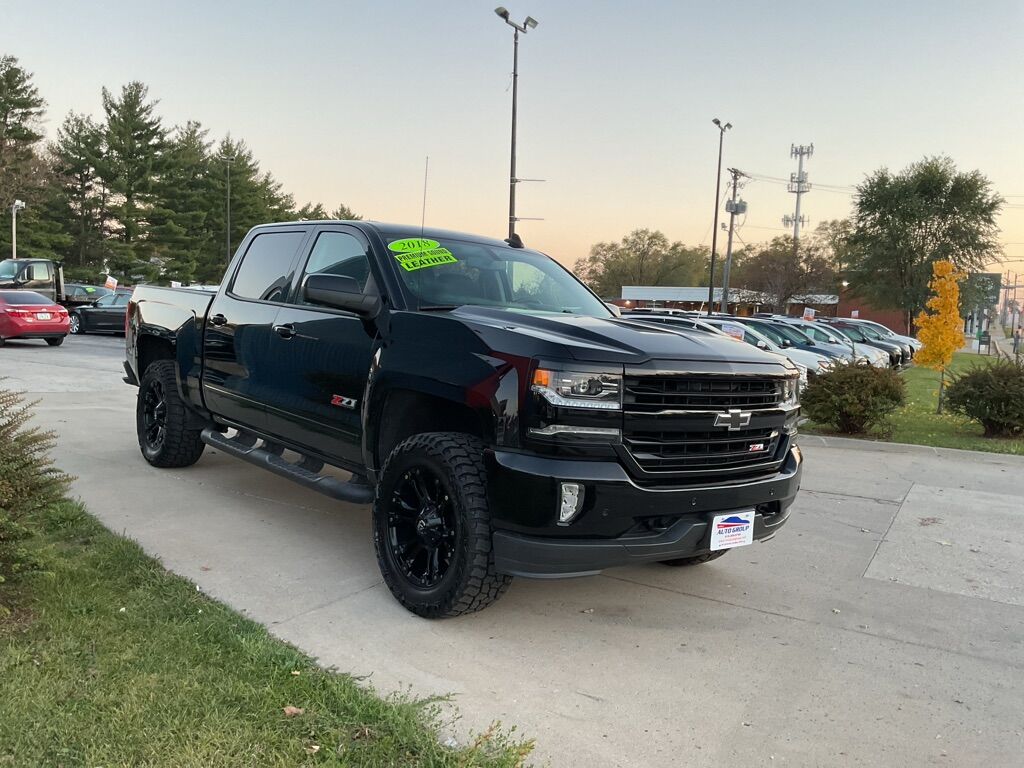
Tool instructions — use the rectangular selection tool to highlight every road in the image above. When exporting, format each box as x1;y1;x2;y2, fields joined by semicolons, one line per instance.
4;334;1024;767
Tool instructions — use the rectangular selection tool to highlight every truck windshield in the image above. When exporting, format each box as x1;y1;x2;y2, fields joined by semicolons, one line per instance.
0;260;22;280
386;237;611;318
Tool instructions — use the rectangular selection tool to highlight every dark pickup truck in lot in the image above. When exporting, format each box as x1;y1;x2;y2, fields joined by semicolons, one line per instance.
125;221;803;617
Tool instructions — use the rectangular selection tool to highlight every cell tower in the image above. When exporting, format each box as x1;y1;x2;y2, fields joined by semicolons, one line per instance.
782;143;813;245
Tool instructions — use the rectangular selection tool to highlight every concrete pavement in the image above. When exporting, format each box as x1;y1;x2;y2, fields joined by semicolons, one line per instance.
4;334;1024;767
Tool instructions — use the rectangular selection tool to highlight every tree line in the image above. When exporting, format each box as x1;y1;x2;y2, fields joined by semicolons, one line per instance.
576;156;1003;325
0;55;358;285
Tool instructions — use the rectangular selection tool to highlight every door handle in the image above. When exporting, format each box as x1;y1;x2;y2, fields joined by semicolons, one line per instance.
209;313;228;326
273;323;296;339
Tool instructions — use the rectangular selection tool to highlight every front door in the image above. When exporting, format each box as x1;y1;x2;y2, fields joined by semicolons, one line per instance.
201;228;309;432
263;226;378;467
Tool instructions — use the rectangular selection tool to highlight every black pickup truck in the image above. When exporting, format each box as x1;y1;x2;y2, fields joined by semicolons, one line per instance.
125;221;803;617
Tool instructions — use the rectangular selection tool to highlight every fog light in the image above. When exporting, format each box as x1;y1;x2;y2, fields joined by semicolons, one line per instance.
558;482;584;525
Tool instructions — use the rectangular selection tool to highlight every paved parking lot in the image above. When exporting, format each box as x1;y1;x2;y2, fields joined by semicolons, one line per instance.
5;334;1024;767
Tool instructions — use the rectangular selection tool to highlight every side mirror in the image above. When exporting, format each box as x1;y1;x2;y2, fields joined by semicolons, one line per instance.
781;338;793;348
756;340;770;350
303;273;380;317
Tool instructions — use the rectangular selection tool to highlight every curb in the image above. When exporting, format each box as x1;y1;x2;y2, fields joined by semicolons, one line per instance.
796;433;1024;464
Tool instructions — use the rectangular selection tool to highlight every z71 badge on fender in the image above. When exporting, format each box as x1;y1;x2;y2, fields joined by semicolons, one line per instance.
330;394;357;409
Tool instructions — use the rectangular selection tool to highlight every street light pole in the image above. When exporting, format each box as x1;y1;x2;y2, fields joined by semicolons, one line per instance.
11;199;26;259
707;119;731;316
217;154;236;264
495;7;538;241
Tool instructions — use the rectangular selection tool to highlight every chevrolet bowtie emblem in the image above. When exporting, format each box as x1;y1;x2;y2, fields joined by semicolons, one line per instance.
714;408;752;431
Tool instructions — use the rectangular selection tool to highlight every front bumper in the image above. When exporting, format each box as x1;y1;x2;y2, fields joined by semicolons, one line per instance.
489;444;802;578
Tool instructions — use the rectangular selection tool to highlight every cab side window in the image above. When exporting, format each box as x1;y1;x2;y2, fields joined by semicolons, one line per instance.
28;263;51;281
297;231;373;304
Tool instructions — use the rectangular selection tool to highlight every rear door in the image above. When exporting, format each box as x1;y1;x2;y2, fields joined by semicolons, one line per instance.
262;225;379;467
201;227;309;432
96;293;131;331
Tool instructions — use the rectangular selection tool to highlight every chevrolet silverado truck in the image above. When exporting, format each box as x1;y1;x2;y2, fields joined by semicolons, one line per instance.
124;221;803;617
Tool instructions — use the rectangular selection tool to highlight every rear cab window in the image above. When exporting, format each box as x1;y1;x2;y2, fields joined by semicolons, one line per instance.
229;231;307;303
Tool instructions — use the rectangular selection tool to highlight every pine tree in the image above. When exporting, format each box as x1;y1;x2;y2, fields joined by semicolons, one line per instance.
100;81;166;281
0;55;45;203
915;260;965;413
50;112;106;274
331;203;361;221
150;121;213;284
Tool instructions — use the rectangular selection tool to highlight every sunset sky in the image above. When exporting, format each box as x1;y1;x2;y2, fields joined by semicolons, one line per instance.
11;0;1024;283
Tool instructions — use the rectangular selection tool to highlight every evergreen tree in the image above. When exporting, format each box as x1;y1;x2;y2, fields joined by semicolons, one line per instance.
50;112;106;272
0;55;45;204
295;202;329;220
331;203;361;221
100;81;166;280
150;121;212;284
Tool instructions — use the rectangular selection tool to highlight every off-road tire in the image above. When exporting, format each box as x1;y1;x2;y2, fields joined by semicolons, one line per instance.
373;432;511;618
46;336;65;347
659;550;729;567
137;360;205;468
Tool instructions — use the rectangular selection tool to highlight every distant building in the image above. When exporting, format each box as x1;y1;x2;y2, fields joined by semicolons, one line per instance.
616;286;838;317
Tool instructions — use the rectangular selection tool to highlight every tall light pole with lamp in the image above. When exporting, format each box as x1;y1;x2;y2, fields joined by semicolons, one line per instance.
494;7;538;241
216;154;236;264
706;118;731;315
10;199;26;259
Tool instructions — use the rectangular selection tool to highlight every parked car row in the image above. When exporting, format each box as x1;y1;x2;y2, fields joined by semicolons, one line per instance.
620;309;917;381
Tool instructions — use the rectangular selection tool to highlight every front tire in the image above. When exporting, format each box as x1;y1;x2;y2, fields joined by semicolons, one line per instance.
136;360;205;468
373;432;511;618
69;313;83;334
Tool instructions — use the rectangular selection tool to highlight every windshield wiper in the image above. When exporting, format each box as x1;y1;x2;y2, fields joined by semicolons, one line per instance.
417;304;461;312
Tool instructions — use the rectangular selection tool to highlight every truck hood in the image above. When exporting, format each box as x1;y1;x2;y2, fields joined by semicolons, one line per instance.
449;306;791;367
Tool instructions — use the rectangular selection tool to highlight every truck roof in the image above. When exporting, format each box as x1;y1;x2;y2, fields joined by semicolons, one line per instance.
255;220;513;250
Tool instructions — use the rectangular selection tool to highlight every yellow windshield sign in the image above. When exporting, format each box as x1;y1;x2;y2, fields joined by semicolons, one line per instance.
394;247;458;272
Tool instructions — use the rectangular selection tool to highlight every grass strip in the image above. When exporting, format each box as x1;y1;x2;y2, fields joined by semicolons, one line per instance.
0;500;531;767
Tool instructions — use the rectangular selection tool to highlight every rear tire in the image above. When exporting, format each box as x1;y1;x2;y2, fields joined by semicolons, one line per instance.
659;550;729;567
69;313;83;334
46;336;65;347
136;360;205;468
373;432;511;618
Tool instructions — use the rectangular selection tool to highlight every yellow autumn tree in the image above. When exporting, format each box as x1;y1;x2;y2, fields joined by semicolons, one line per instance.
915;260;964;413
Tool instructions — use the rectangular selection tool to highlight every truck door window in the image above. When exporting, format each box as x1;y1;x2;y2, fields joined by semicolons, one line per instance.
29;263;51;281
229;232;306;302
298;232;373;301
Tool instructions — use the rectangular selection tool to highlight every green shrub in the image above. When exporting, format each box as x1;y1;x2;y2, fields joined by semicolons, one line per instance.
802;362;906;434
945;359;1024;437
0;385;73;613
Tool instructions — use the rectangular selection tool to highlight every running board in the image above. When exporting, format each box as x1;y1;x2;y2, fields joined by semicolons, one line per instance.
200;428;374;505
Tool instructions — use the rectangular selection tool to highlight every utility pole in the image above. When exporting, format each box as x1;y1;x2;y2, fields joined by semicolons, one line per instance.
783;143;813;252
721;168;747;313
707;118;732;315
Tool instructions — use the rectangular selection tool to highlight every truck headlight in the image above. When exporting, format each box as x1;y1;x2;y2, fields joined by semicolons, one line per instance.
782;375;802;404
532;369;622;410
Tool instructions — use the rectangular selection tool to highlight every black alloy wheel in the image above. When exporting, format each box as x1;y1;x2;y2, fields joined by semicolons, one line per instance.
141;377;168;454
386;466;459;589
372;432;510;618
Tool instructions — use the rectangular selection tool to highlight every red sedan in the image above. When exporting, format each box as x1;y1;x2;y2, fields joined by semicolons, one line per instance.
0;290;70;347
